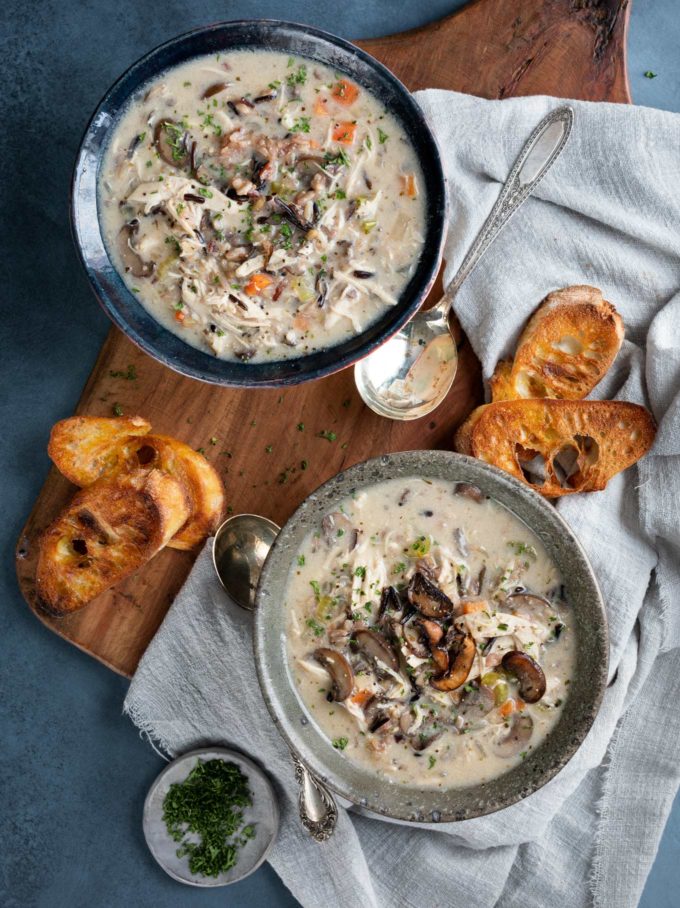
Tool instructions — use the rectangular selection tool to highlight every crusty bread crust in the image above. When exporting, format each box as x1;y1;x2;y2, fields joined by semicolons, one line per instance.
454;399;655;498
48;417;225;550
48;416;151;485
490;286;624;402
36;469;190;616
120;435;225;550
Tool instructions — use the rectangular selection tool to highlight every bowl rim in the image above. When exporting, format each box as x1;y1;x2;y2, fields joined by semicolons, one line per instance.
254;450;609;823
70;18;447;387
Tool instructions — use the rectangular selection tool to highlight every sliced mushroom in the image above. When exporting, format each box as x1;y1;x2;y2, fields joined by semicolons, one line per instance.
493;713;534;758
352;629;399;672
402;619;429;659
117;223;154;278
364;696;391;733
502;651;546;703
378;586;401;623
506;592;554;625
154;119;188;167
408;572;454;620
454;482;484;503
253;87;278;103
430;646;449;675
313;647;354;701
202;81;230;99
315;273;329;308
430;633;476;692
411;729;442;752
320;511;355;547
456;682;496;722
418;618;444;647
453;527;469;558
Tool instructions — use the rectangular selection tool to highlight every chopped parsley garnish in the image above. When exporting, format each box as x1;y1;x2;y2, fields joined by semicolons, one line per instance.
297;554;306;566
290;116;311;133
197;187;213;199
392;562;406;575
109;364;137;381
112;403;123;417
508;541;537;560
264;444;273;453
162;758;255;878
410;535;430;557
317;430;337;442
286;64;307;88
334;189;347;200
306;617;324;637
377;128;389;144
644;70;657;79
324;149;350;167
428;755;436;769
332;737;349;751
354;566;366;579
296;422;305;431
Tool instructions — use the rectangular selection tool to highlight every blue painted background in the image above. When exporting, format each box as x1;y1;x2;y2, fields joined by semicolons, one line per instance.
2;2;678;906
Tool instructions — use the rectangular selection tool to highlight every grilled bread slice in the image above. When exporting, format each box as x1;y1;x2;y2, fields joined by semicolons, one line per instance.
48;415;151;486
116;435;225;549
454;399;656;497
36;469;190;616
489;286;624;402
48;417;224;549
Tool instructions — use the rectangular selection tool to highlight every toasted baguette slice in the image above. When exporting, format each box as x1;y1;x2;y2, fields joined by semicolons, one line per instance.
36;469;190;616
117;435;225;549
48;415;151;486
454;399;655;497
490;286;624;402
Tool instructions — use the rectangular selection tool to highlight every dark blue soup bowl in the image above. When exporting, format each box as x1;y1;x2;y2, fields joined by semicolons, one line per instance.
72;19;447;387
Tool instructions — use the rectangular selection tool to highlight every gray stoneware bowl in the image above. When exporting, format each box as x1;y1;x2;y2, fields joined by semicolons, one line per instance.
254;451;608;823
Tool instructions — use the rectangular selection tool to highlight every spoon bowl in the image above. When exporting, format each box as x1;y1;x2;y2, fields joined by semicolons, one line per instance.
212;514;280;610
354;308;457;420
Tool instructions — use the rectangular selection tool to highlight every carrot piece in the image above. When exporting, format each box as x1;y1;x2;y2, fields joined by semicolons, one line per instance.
461;599;486;615
332;79;360;105
245;273;272;296
332;121;357;145
314;96;329;116
499;698;527;718
401;173;418;198
350;689;373;706
174;309;185;323
499;699;516;718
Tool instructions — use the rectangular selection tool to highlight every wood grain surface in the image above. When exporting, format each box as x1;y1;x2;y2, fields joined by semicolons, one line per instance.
15;0;631;677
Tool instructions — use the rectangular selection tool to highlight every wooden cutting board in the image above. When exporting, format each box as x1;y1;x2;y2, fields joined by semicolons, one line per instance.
15;0;631;678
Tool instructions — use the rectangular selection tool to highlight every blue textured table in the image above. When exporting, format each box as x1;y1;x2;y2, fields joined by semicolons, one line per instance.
3;2;678;906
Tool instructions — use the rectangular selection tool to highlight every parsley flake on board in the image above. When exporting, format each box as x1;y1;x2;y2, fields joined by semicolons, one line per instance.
162;758;255;878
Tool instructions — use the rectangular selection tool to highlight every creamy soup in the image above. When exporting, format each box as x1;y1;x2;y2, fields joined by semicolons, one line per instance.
99;51;426;362
285;478;574;788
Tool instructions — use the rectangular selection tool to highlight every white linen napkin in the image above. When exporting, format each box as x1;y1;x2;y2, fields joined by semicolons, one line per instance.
125;91;680;908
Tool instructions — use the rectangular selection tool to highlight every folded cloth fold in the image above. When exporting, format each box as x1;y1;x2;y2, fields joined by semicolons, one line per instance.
125;90;680;908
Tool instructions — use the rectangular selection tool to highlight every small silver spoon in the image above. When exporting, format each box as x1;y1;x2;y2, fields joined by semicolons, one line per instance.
354;105;574;420
212;514;339;841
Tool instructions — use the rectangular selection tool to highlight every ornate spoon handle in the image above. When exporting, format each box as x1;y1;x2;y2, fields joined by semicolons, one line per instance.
291;751;338;842
437;105;574;312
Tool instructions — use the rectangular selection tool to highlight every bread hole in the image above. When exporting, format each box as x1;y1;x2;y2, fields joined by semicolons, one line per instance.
72;538;88;556
574;434;599;467
136;444;158;466
552;444;580;488
515;444;546;486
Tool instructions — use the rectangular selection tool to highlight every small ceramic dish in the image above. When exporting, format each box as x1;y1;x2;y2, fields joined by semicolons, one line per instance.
254;451;608;823
71;19;446;386
142;746;279;886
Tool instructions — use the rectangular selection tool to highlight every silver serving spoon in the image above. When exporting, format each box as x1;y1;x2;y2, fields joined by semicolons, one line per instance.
354;105;574;420
212;514;339;841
